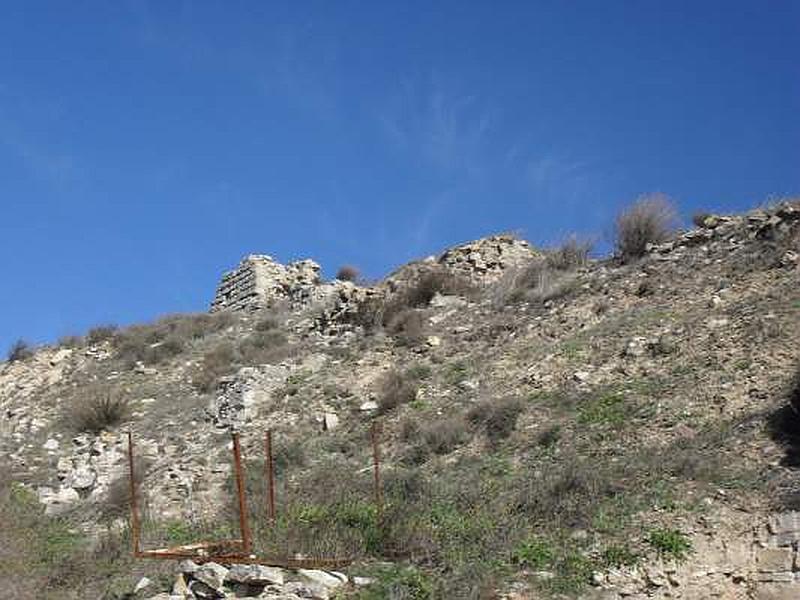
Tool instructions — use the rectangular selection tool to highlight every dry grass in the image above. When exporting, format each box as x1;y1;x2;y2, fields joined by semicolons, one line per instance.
86;324;118;345
494;260;579;307
467;396;524;447
401;416;469;464
238;329;293;365
545;236;592;271
7;339;33;362
192;342;237;393
111;312;234;368
336;264;360;282
615;193;678;262
68;387;130;434
384;308;427;346
378;369;418;414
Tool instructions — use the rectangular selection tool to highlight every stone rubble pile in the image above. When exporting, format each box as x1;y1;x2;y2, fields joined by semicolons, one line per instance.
648;201;800;266
145;559;367;600
436;234;539;281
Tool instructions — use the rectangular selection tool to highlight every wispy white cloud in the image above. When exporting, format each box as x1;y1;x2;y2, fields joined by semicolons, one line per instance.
378;77;495;176
0;99;80;186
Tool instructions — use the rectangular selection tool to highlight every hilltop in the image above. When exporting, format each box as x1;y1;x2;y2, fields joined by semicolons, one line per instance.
1;199;800;600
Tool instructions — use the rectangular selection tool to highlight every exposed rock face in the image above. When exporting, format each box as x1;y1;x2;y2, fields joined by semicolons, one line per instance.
437;234;539;281
648;201;800;262
210;255;323;312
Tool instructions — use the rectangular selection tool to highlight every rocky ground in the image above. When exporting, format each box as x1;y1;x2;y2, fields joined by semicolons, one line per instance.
1;200;800;599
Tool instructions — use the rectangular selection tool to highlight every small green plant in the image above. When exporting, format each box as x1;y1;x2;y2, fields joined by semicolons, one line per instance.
578;391;626;426
407;363;432;380
647;528;692;561
444;359;469;385
602;544;640;567
511;537;555;569
356;564;433;600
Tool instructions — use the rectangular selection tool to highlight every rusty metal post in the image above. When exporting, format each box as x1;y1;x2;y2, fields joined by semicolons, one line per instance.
127;431;141;556
264;430;276;524
370;421;383;524
231;432;253;554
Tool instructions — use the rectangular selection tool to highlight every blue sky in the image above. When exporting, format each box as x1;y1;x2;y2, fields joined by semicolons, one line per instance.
1;1;798;351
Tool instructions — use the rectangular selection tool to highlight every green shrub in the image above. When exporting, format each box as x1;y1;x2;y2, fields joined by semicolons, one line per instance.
614;193;677;262
577;391;626;426
357;564;433;600
7;339;33;362
602;544;640;567
512;537;555;568
648;528;692;561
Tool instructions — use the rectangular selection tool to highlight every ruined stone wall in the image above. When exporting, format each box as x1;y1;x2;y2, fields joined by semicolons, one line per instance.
210;255;322;312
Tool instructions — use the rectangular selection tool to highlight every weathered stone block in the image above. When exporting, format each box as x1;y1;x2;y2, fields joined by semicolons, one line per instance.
755;582;800;600
757;547;795;573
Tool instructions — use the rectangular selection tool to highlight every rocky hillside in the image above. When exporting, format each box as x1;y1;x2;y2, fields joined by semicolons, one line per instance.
2;200;800;600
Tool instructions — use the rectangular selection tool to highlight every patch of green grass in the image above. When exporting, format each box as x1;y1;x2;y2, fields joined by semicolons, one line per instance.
355;564;433;600
560;339;585;360
601;544;640;568
647;528;692;561
543;551;595;595
443;359;469;385
407;363;433;380
578;391;626;425
512;537;555;569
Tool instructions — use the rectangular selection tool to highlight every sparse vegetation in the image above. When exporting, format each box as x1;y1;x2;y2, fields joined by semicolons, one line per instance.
647;528;692;561
384;308;427;346
69;388;130;434
86;324;118;345
378;369;418;413
615;193;678;262
7;338;34;362
496;258;580;307
401;415;468;464
545;236;593;271
692;211;713;227
192;341;237;393
467;396;524;446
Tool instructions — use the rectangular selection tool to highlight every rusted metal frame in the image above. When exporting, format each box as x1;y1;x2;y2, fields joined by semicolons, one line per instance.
127;424;384;567
371;421;383;524
265;429;276;524
127;431;249;560
231;432;253;554
127;431;142;557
